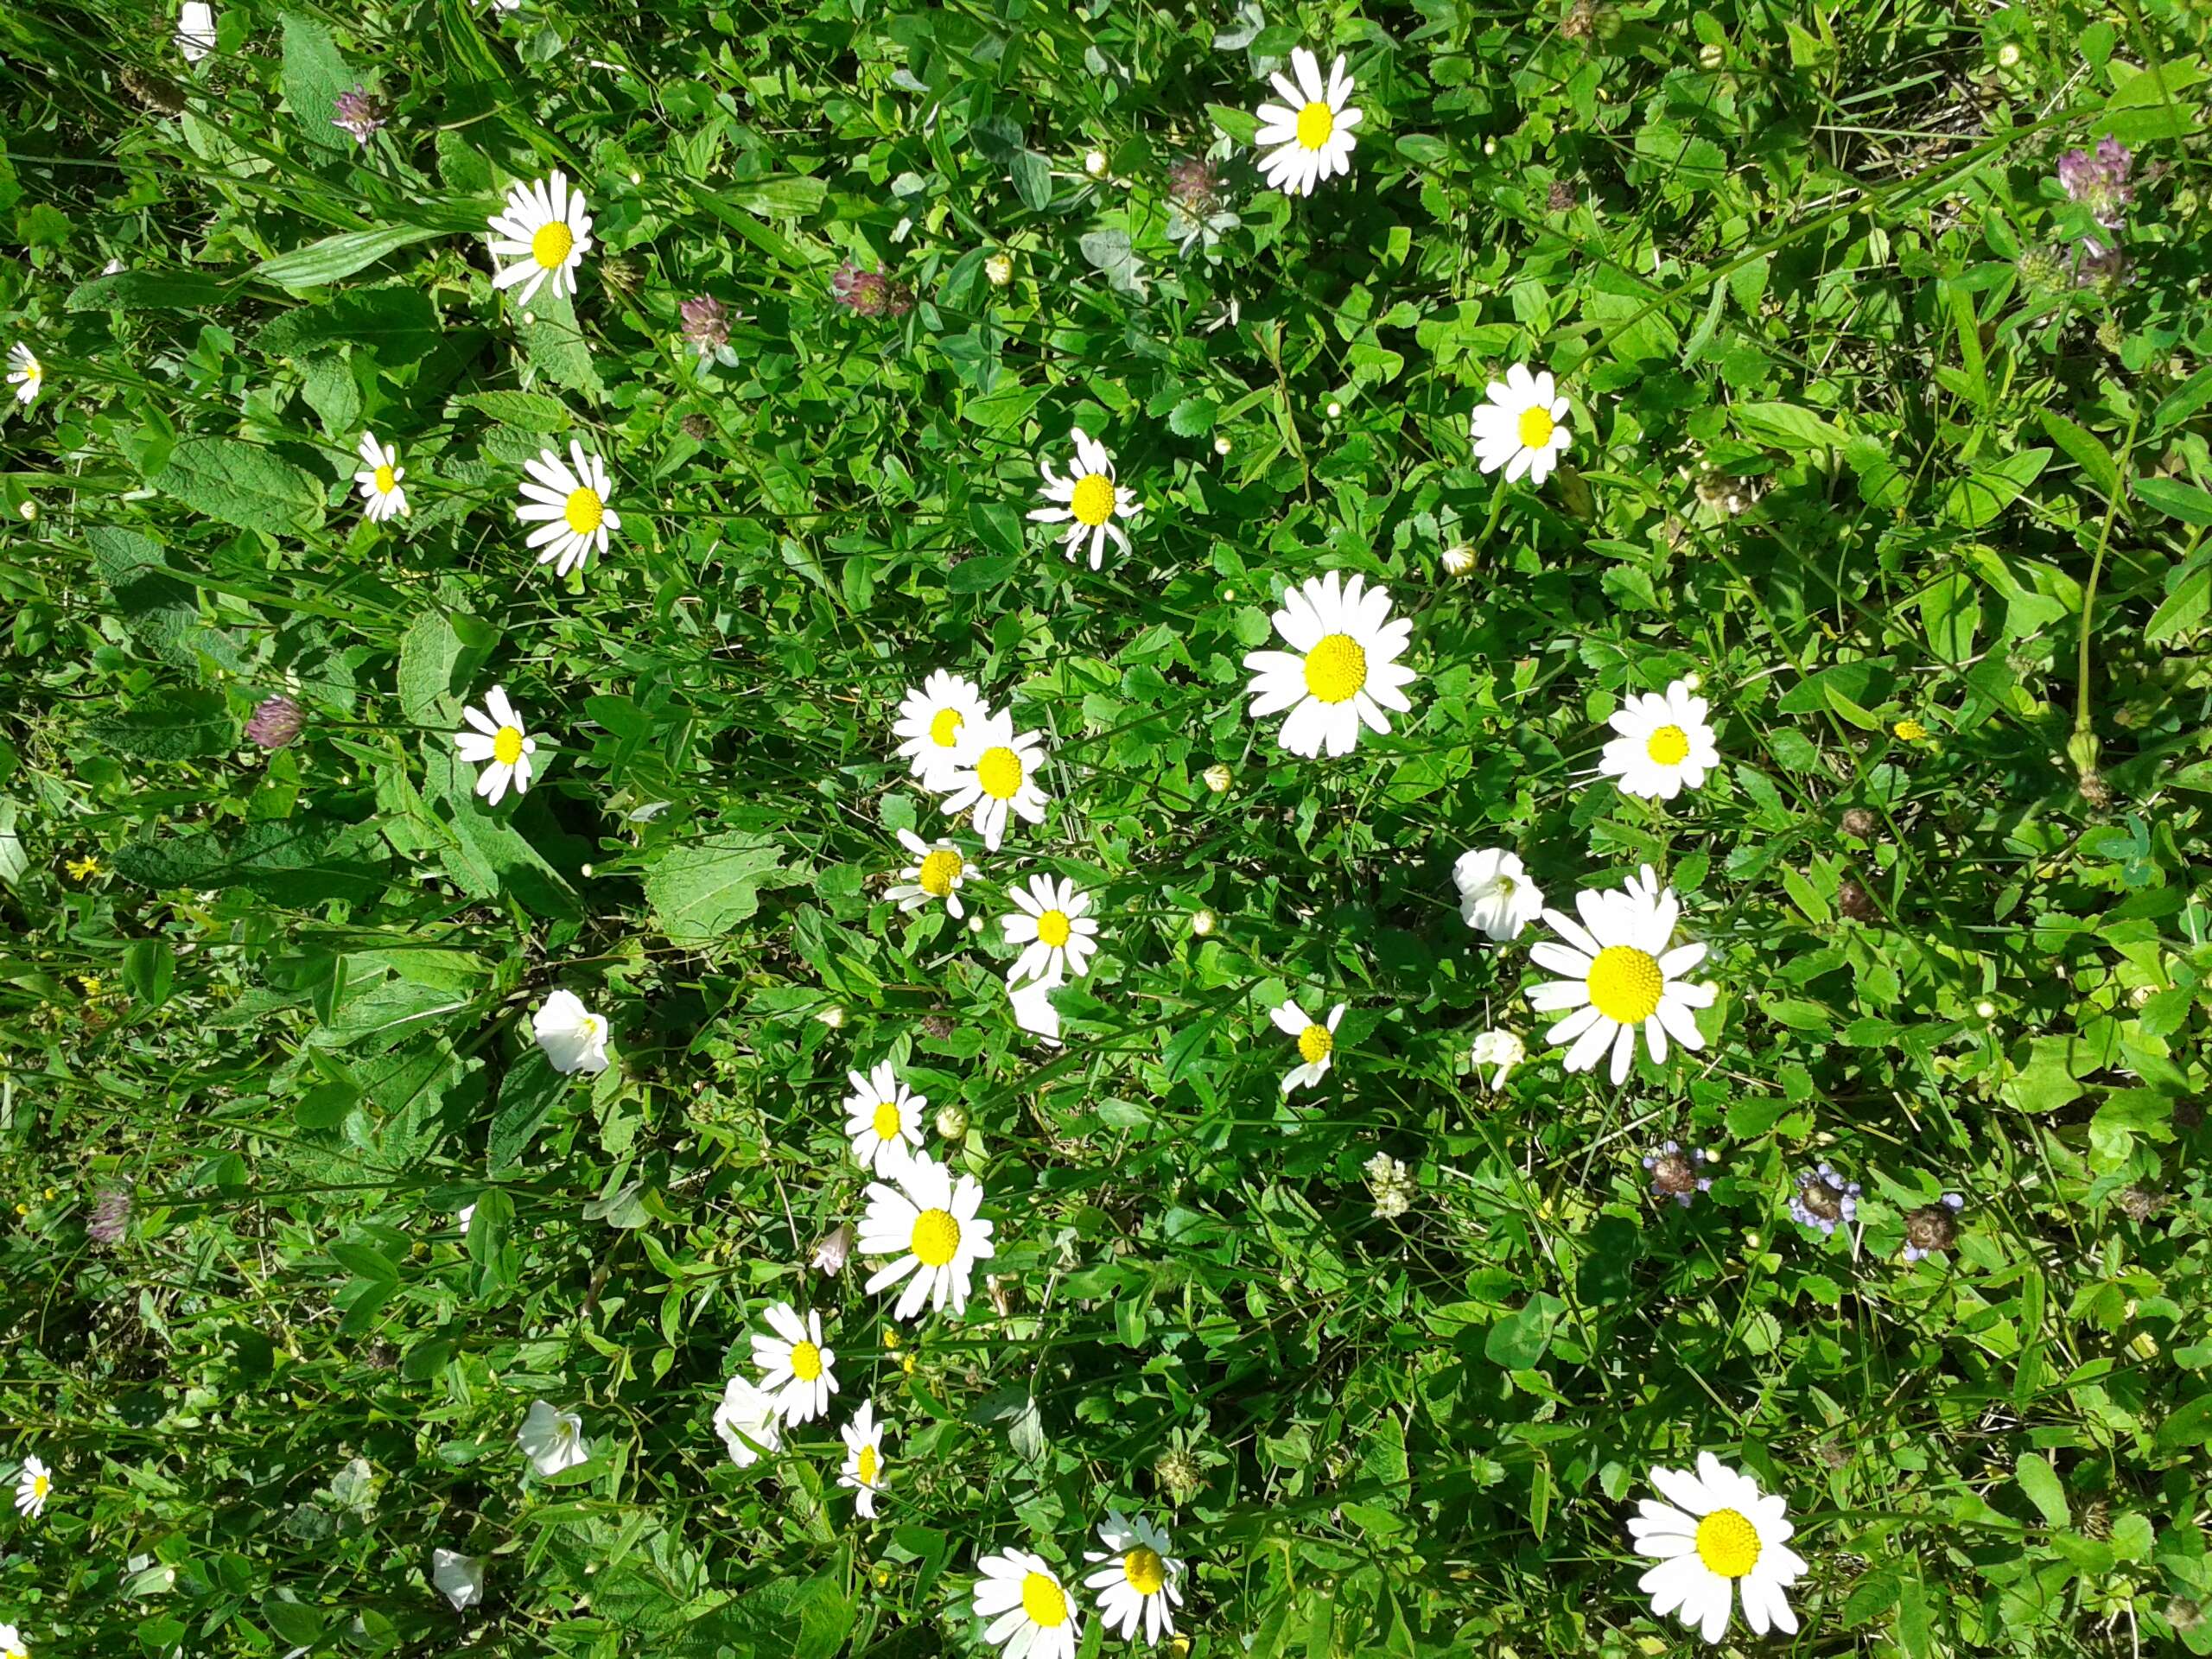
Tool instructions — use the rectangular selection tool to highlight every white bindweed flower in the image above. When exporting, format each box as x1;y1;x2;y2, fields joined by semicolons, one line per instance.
1271;998;1345;1093
843;1061;926;1176
353;431;408;522
1082;1511;1185;1643
7;344;42;407
1243;572;1416;759
750;1302;838;1425
886;828;975;918
453;685;537;804
1599;678;1719;801
838;1399;887;1517
514;442;620;579
1001;873;1099;987
1628;1453;1806;1644
1527;866;1716;1086
1470;1028;1525;1090
1470;363;1572;486
974;1550;1081;1659
859;1152;995;1322
712;1376;782;1468
431;1548;484;1611
938;710;1050;852
1253;48;1363;197
486;171;592;307
517;1401;588;1476
892;671;988;790
531;989;609;1076
1452;848;1544;941
13;1455;51;1518
175;1;217;60
1029;427;1140;569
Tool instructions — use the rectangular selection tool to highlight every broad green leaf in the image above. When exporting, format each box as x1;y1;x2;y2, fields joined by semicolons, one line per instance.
86;686;236;760
1735;401;1847;451
257;285;441;361
1941;448;2050;530
645;830;794;944
151;435;327;538
280;12;356;152
2012;1452;2069;1527
258;224;446;289
2133;475;2212;526
111;817;391;906
66;269;234;311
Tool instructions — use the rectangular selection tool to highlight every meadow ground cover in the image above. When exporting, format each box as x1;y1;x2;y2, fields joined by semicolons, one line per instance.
1;0;2210;1655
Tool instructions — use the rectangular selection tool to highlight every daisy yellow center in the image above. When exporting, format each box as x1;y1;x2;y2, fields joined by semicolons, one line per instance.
1071;472;1117;526
531;221;575;270
1302;633;1368;703
918;849;963;896
1037;909;1071;948
1517;405;1555;448
856;1445;878;1486
1298;1023;1332;1065
1645;724;1690;766
564;486;604;534
1295;100;1335;149
30;1474;49;1498
1694;1508;1761;1579
1020;1572;1070;1628
372;464;396;494
872;1100;903;1140
912;1207;961;1267
790;1340;823;1382
928;706;964;748
492;727;524;766
976;746;1024;801
1123;1547;1166;1597
1587;944;1664;1026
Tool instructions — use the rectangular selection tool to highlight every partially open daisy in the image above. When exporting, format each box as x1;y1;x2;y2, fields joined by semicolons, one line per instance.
750;1301;838;1426
1001;874;1099;987
859;1152;995;1322
7;343;41;407
515;442;620;579
712;1376;782;1468
838;1399;886;1518
1270;997;1346;1093
893;671;988;790
842;1059;925;1176
1526;866;1716;1086
486;170;592;308
1470;363;1572;486
938;710;1050;852
14;1454;51;1519
1029;428;1140;569
1242;571;1416;759
1452;847;1543;941
1083;1511;1185;1644
1599;679;1719;800
974;1549;1081;1659
1254;48;1363;197
886;828;974;918
1628;1452;1806;1644
353;431;408;523
453;685;537;805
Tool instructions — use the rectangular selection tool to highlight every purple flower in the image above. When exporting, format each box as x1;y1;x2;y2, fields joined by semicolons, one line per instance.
1788;1162;1860;1236
88;1185;132;1248
1902;1192;1965;1262
331;86;387;146
2074;237;2128;289
2056;137;2133;228
1167;156;1223;217
1643;1141;1712;1209
679;295;729;355
830;261;912;319
245;695;305;751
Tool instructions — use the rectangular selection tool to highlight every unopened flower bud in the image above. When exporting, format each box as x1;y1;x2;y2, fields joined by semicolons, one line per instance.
1202;764;1232;794
934;1101;969;1140
1084;150;1108;178
984;252;1013;287
1440;545;1475;578
817;1005;845;1029
1190;909;1216;937
1212;435;1231;456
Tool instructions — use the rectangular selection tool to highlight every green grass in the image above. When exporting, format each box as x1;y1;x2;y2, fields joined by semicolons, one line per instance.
3;0;2211;1656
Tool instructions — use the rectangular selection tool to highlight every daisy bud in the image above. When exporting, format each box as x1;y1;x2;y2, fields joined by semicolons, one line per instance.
1482;139;1497;156
1326;400;1343;418
1997;41;2021;67
1974;1000;1996;1020
1084;149;1109;178
1440;544;1476;577
1681;671;1702;691
1212;435;1231;456
1190;909;1216;936
984;252;1014;287
679;295;730;355
330;85;387;145
817;1005;846;1029
245;695;306;752
1698;41;1725;68
933;1101;969;1140
1202;764;1233;794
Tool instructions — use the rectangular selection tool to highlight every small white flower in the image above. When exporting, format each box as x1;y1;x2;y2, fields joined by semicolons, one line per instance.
712;1376;782;1468
750;1302;838;1425
13;1455;51;1519
175;1;218;60
514;442;620;579
1599;678;1719;801
453;684;537;805
843;1061;926;1176
1253;48;1363;197
838;1399;887;1517
1029;427;1140;569
1469;1028;1525;1090
937;710;1050;852
1271;998;1346;1093
6;344;42;407
858;1152;996;1322
353;431;409;523
1009;968;1065;1046
892;671;988;790
457;1203;476;1236
1242;571;1417;759
1083;1511;1185;1643
1452;848;1544;941
974;1550;1080;1659
516;1401;588;1477
486;170;593;308
531;989;610;1076
1084;149;1109;178
886;827;975;918
1470;363;1572;486
431;1548;484;1611
1628;1452;1806;1643
1001;873;1099;987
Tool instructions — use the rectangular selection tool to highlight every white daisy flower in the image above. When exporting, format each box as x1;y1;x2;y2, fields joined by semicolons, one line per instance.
1469;1028;1525;1090
7;344;41;407
859;1152;995;1322
1009;968;1065;1047
1470;363;1572;486
838;1399;886;1518
712;1376;782;1468
1242;571;1416;759
886;828;974;918
13;1455;50;1519
750;1302;838;1425
0;1624;26;1659
1082;1511;1185;1644
893;671;988;789
531;989;609;1076
452;684;537;805
486;170;593;308
1526;866;1717;1086
938;710;1050;852
175;1;217;60
1599;678;1719;800
973;1550;1080;1659
1628;1452;1807;1644
1452;848;1543;941
431;1548;485;1611
1253;48;1363;197
514;442;620;579
516;1400;588;1476
353;432;408;522
1029;427;1140;569
1270;998;1345;1093
843;1060;926;1176
1001;874;1099;987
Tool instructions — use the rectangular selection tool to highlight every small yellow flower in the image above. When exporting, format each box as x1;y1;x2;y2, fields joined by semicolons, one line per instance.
77;975;104;999
881;1327;900;1351
66;855;103;880
1892;718;1929;743
900;1351;917;1376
